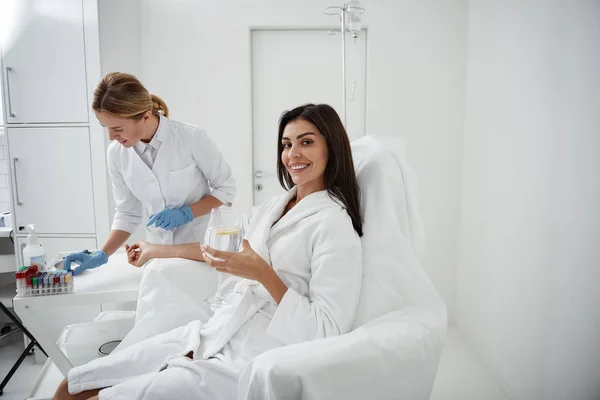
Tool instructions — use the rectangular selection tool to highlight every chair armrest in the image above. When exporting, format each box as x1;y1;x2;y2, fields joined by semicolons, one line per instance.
239;307;447;400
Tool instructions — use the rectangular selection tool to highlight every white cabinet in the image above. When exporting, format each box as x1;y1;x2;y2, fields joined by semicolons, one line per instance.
0;0;109;271
8;127;96;234
1;0;88;124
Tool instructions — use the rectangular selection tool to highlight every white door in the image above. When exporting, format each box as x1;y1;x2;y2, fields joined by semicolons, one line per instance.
8;127;95;234
1;0;88;123
251;29;367;205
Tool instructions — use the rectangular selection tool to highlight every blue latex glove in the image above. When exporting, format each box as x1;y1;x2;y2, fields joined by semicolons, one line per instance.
146;206;194;230
64;250;108;276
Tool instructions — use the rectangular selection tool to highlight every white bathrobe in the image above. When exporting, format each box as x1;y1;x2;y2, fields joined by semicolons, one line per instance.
68;188;362;400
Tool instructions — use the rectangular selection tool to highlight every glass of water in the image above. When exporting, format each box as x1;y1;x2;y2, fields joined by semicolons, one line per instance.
202;208;245;311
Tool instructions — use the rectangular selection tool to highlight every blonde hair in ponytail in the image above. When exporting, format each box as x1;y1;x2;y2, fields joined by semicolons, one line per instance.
150;94;169;118
93;72;169;119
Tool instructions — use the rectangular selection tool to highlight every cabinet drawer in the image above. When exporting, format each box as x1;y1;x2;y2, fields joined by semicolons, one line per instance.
1;0;88;123
8;127;96;234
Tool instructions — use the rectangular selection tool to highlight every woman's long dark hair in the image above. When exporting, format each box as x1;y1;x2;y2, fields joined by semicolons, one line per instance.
277;104;363;237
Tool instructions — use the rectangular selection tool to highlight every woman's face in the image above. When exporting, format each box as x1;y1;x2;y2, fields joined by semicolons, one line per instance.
95;110;148;148
281;118;328;193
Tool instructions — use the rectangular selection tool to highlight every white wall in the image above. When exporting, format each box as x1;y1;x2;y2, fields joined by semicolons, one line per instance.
458;1;600;398
366;0;468;323
98;0;146;244
120;0;468;321
98;0;142;77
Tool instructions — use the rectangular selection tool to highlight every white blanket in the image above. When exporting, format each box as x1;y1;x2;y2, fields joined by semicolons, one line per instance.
116;257;217;350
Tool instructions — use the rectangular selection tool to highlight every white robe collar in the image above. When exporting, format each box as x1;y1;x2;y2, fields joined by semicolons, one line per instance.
248;187;340;267
223;186;343;330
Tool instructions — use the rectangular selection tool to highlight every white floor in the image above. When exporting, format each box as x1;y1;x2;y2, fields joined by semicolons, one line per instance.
0;326;512;400
432;328;513;400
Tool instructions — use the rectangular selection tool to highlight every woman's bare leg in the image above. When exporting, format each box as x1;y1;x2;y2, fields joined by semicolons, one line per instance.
53;377;102;400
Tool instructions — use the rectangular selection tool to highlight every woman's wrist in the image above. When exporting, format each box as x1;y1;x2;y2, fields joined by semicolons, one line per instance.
171;242;204;261
260;266;288;304
147;243;167;259
190;195;223;218
257;262;273;285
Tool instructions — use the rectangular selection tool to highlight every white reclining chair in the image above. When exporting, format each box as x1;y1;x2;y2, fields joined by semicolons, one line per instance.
238;135;447;400
127;135;447;399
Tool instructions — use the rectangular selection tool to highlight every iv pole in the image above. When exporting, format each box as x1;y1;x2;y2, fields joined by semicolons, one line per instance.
324;2;365;127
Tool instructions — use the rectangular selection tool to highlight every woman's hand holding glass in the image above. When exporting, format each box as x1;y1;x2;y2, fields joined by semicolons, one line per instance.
202;208;249;310
202;240;270;282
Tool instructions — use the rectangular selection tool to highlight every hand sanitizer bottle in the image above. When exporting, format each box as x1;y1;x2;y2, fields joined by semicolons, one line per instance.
23;224;46;270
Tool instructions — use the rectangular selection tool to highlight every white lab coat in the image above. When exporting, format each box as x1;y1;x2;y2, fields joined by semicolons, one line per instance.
108;114;236;245
68;188;362;400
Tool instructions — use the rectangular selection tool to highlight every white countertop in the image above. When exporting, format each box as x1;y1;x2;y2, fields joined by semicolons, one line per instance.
0;226;14;238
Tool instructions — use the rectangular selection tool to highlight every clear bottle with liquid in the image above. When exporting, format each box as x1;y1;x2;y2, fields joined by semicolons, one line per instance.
22;224;46;270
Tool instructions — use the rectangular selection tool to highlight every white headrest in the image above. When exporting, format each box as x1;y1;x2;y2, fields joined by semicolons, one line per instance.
351;135;443;328
352;135;426;255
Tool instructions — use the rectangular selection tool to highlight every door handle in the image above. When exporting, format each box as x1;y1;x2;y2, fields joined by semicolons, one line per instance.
13;157;23;206
254;171;275;179
5;67;16;118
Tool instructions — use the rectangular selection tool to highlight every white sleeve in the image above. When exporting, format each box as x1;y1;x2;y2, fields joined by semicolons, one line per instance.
108;148;143;234
192;129;237;205
266;238;362;345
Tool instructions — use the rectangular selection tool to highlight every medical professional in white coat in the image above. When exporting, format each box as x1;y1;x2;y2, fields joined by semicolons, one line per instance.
64;72;236;275
53;104;363;400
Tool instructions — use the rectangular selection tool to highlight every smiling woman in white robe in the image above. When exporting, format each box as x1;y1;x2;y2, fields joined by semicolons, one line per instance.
53;104;364;400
